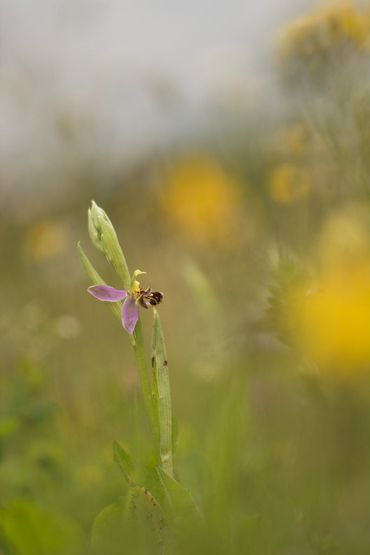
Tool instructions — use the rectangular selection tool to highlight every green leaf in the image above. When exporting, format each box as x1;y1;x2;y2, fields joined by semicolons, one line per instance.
91;488;166;555
144;465;171;510
91;499;125;554
157;469;200;523
127;486;166;550
113;441;134;485
152;351;160;444
0;500;85;555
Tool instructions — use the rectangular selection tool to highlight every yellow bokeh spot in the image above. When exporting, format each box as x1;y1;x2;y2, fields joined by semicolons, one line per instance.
290;208;370;378
268;163;310;205
295;270;370;375
162;156;242;246
316;207;370;271
23;220;68;261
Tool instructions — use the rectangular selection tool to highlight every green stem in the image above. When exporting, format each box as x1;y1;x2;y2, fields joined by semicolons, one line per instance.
152;310;173;476
132;320;157;438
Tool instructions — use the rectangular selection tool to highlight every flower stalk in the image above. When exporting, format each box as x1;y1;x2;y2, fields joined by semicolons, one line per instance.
79;201;173;475
132;320;158;437
152;309;173;476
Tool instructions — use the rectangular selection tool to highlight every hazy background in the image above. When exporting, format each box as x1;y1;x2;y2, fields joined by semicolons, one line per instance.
0;0;312;207
2;1;370;554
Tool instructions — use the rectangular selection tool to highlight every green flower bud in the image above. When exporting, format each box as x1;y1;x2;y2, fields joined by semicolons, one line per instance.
88;202;105;253
88;200;131;290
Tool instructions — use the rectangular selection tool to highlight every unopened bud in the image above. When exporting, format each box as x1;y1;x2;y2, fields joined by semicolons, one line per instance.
88;201;131;290
88;202;105;253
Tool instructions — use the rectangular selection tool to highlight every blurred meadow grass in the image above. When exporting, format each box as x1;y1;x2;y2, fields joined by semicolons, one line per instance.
2;0;370;553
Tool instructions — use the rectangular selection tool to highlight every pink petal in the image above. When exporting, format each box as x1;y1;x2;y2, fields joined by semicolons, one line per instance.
121;296;139;334
88;285;128;302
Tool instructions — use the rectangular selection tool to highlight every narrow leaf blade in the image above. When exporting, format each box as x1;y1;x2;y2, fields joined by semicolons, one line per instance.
113;441;134;484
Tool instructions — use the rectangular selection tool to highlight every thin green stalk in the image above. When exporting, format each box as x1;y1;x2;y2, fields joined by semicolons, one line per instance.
152;309;173;476
132;320;157;438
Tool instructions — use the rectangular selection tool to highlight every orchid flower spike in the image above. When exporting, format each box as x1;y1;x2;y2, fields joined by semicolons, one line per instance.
88;271;163;334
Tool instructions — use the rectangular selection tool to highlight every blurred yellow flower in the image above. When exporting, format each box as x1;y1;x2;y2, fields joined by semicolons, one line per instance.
268;163;310;204
279;1;370;77
23;220;68;261
316;207;370;270
290;208;370;377
162;156;243;246
294;268;370;376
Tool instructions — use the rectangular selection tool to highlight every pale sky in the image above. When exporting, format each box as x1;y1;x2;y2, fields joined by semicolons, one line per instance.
0;0;313;194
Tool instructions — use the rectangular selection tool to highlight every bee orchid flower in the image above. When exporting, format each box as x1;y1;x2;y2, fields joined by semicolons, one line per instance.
88;270;163;334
